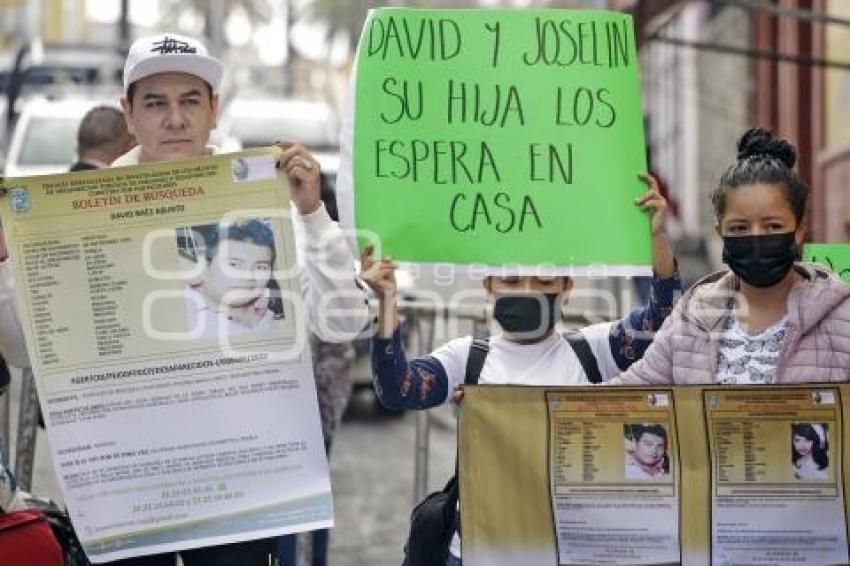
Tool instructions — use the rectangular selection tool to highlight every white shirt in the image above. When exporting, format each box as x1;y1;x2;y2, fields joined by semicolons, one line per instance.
624;453;669;480
435;324;620;557
184;287;278;338
793;459;829;480
430;322;622;403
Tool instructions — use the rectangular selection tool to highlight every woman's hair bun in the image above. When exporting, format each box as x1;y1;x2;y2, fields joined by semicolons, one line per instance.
736;127;796;168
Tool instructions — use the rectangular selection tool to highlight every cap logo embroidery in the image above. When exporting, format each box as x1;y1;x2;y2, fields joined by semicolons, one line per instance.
151;37;197;55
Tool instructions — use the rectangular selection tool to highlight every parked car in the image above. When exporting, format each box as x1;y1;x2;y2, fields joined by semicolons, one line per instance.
2;39;123;130
221;98;338;149
3;97;113;177
220;97;339;176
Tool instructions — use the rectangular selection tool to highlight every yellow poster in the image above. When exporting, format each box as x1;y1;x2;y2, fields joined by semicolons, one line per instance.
460;385;849;566
0;150;332;562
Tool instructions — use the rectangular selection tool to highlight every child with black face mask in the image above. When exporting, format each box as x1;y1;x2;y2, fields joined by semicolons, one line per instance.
609;128;850;386
362;173;680;409
361;173;680;564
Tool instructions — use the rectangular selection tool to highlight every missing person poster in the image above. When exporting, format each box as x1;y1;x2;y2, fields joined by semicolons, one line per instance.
350;8;650;274
459;385;850;566
547;390;680;565
704;388;848;565
0;149;332;562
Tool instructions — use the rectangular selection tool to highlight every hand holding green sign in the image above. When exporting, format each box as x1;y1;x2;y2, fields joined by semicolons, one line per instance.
804;243;850;284
353;8;650;272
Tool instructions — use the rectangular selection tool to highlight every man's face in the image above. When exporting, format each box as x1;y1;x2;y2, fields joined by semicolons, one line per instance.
201;240;273;307
634;432;665;468
121;72;218;163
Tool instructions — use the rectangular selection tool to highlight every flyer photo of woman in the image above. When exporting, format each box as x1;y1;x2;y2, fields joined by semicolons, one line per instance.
624;423;670;481
791;423;829;481
176;219;285;337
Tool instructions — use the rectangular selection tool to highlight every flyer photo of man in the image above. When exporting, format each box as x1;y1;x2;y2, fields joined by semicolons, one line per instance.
176;219;286;337
791;423;830;481
624;423;670;481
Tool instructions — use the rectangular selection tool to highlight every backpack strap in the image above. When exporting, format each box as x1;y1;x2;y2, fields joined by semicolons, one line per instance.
562;330;602;384
452;337;490;546
464;337;490;386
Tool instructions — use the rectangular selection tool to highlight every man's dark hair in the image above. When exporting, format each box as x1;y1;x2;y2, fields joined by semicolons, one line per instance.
77;106;129;153
200;219;283;318
126;80;214;107
203;219;275;265
628;423;667;445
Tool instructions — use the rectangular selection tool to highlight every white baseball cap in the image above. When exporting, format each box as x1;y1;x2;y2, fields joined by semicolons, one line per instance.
123;33;223;95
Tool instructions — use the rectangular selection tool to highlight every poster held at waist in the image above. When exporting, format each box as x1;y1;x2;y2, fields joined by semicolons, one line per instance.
459;385;849;566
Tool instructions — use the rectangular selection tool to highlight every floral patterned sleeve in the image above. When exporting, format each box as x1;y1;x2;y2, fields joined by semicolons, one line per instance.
608;272;683;371
371;326;448;411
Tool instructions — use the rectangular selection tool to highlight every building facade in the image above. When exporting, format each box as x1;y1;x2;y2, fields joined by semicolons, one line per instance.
618;0;848;276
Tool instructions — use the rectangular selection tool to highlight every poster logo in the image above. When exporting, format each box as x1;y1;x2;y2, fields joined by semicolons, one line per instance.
812;391;835;405
9;187;30;214
231;156;275;183
647;393;669;407
232;157;249;181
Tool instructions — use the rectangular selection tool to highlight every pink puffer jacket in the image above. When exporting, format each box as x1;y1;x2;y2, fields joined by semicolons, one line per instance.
610;263;850;385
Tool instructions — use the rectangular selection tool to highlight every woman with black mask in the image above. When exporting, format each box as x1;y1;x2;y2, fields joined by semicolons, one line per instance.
360;173;680;565
610;128;850;386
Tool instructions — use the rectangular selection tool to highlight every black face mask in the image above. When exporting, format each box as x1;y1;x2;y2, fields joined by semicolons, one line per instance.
722;232;799;288
493;293;559;337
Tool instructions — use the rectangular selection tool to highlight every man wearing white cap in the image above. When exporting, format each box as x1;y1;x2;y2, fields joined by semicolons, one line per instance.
0;32;369;566
110;32;368;566
113;33;368;338
116;33;224;165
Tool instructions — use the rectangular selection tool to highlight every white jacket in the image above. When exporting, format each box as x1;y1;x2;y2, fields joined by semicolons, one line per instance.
0;146;369;367
0;262;29;368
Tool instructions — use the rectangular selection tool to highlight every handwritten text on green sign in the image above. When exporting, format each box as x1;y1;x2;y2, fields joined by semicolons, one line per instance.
354;9;648;266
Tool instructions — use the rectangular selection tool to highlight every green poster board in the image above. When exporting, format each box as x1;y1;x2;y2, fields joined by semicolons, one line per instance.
803;243;850;284
353;8;650;272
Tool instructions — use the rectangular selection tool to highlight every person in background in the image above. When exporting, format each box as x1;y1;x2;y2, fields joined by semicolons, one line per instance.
70;106;135;171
